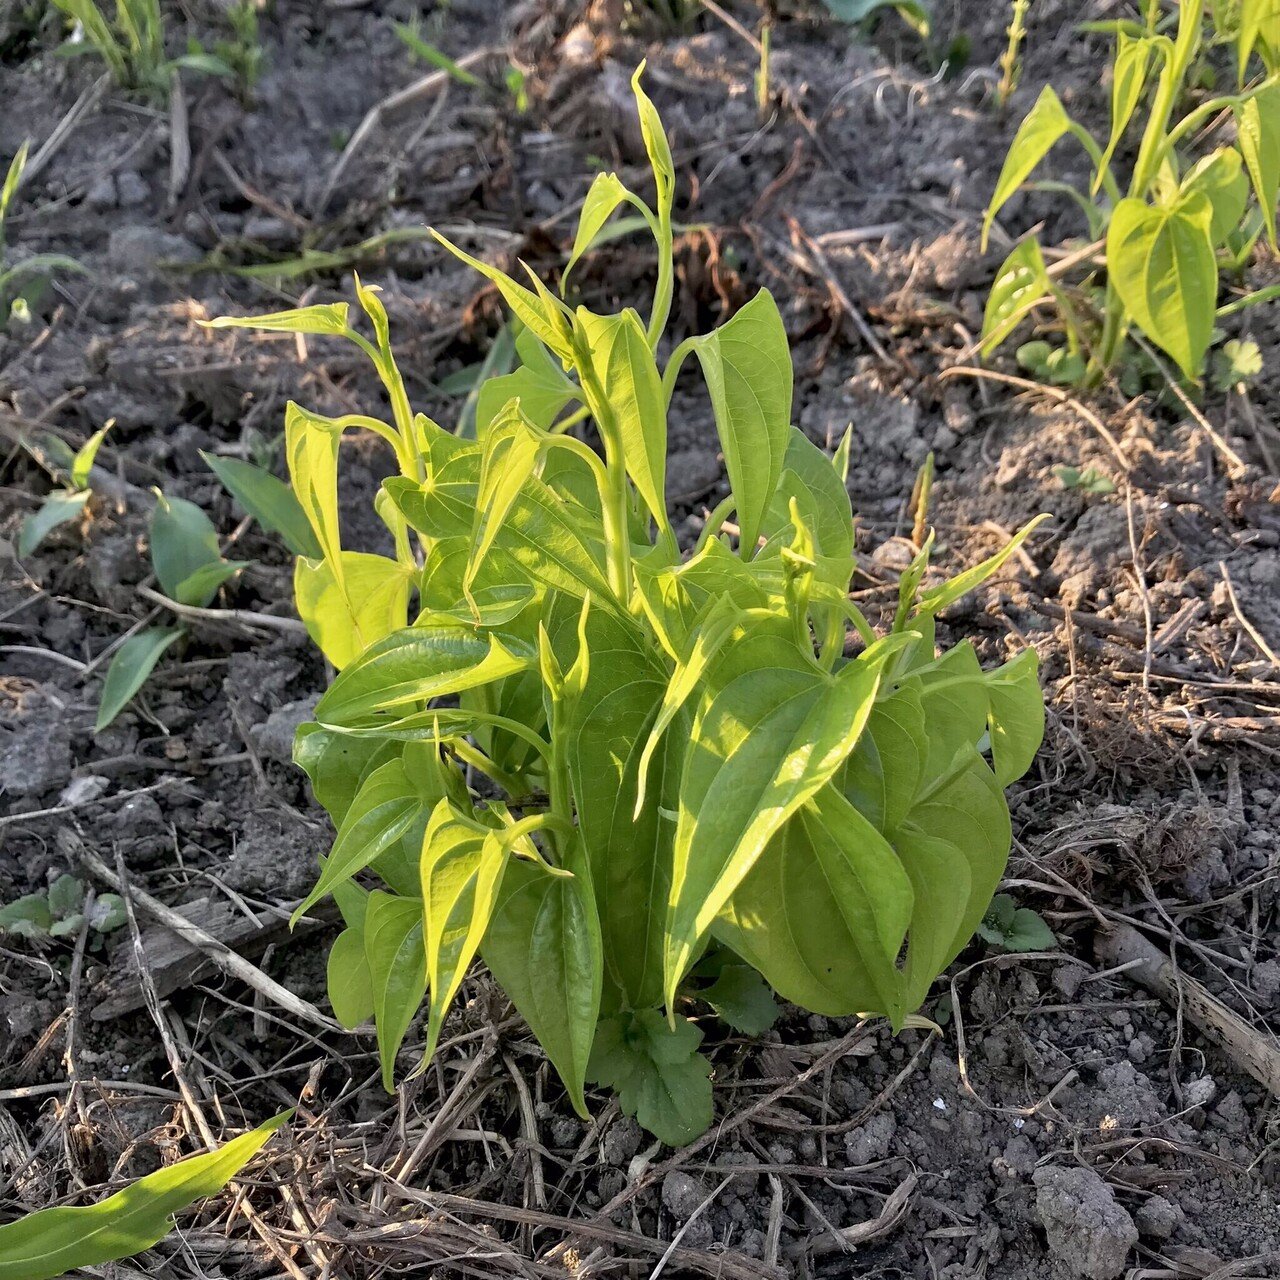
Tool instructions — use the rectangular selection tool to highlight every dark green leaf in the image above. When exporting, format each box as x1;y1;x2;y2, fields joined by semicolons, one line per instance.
201;451;322;558
18;490;89;557
0;1112;290;1280
96;627;184;732
587;1010;712;1146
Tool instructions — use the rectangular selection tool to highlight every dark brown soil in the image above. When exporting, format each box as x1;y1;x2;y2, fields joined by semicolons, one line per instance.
2;2;1278;1277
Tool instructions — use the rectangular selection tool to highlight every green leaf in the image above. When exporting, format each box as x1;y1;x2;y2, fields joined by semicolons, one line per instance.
564;172;633;287
284;402;347;581
173;558;248;608
915;516;1047;617
149;493;225;606
96;627;184;731
587;1010;712;1146
385;463;613;602
758;429;855;580
982;86;1073;251
467;403;545;598
393;22;483;85
205;302;352;336
71;422;112;491
715;817;885;1017
892;826;972;1009
293;726;399;828
0;1112;291;1280
908;750;1012;965
631;66;675;224
1096;34;1155;193
474;335;578;438
291;757;427;925
1107;193;1217;379
552;603;674;1008
700;964;778;1036
294;551;413;671
431;231;574;362
1003;906;1058;951
327;923;375;1028
1235;83;1280;247
315;626;533;728
663;632;900;1007
1181;148;1250;246
690;289;793;555
420;801;507;1062
200;451;322;558
821;0;930;34
982;238;1052;358
18;490;89;557
984;648;1044;785
0;893;52;938
364;891;427;1091
47;874;85;919
88;894;127;933
836;686;928;835
482;845;603;1117
576;307;668;528
801;786;915;1025
0;140;29;229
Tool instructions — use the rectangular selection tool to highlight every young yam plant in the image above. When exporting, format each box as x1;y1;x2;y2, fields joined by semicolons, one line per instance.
982;0;1280;385
210;68;1047;1146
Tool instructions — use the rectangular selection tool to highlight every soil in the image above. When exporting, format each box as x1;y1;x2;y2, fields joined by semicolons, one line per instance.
2;2;1279;1277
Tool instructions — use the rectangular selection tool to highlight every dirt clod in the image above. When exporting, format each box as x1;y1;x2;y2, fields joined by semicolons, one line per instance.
1033;1165;1138;1279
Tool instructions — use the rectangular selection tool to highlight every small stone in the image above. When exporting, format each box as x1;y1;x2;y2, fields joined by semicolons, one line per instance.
85;174;118;209
845;1111;897;1165
1182;1075;1217;1109
250;696;320;764
600;1117;643;1167
661;1170;709;1223
115;171;148;206
58;774;110;807
1001;1134;1038;1176
1133;1194;1182;1241
107;225;201;275
1253;960;1280;1007
1033;1165;1137;1279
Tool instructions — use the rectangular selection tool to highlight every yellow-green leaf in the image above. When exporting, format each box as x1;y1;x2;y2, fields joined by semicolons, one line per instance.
1106;193;1217;379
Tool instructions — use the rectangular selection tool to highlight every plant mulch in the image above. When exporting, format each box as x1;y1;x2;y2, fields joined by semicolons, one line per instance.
1;2;1278;1277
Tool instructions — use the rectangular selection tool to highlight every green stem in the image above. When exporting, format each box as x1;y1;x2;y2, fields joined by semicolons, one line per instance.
661;336;698;407
574;351;634;601
1067;125;1123;206
694;495;736;553
1129;0;1204;197
1217;282;1280;316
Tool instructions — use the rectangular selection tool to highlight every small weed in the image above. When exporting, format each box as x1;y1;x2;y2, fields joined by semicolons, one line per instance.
96;490;250;731
983;0;1280;386
51;0;236;100
977;893;1057;952
1052;463;1117;495
17;422;110;557
0;874;126;941
1;142;85;327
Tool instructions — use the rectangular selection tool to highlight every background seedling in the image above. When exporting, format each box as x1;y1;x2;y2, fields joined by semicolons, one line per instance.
0;874;125;941
51;0;237;100
0;1114;289;1280
1053;463;1117;495
95;490;250;731
982;0;1280;386
17;422;111;557
1;141;84;326
977;893;1057;952
212;68;1048;1146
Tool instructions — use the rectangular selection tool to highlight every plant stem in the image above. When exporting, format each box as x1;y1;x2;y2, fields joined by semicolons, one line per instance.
997;0;1031;109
